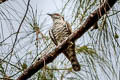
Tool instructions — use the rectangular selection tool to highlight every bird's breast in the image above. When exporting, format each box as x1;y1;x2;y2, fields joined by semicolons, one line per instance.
52;23;70;43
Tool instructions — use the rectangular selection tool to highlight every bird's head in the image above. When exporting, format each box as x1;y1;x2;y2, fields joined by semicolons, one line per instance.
47;13;64;21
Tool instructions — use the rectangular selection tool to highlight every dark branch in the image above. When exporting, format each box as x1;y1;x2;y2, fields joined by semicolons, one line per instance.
0;0;7;4
17;0;117;80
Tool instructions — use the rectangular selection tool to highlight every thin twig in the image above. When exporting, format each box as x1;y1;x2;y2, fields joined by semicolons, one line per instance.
0;0;31;63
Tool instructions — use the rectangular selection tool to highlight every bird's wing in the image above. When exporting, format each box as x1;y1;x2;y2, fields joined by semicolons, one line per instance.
66;22;72;34
49;29;58;45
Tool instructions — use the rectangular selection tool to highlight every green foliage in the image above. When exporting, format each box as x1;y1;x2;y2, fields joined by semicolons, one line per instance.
76;45;96;55
114;33;119;39
21;62;28;70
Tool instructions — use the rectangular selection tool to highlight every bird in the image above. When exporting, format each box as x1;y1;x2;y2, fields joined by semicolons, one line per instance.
48;13;80;71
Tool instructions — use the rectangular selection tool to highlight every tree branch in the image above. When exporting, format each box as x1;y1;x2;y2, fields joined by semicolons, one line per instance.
17;0;117;80
0;0;7;4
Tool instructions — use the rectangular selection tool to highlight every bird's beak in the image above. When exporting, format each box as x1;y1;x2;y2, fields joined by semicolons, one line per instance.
47;13;52;16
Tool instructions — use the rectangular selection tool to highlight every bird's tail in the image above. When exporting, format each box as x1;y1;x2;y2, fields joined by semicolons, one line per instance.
63;42;80;71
